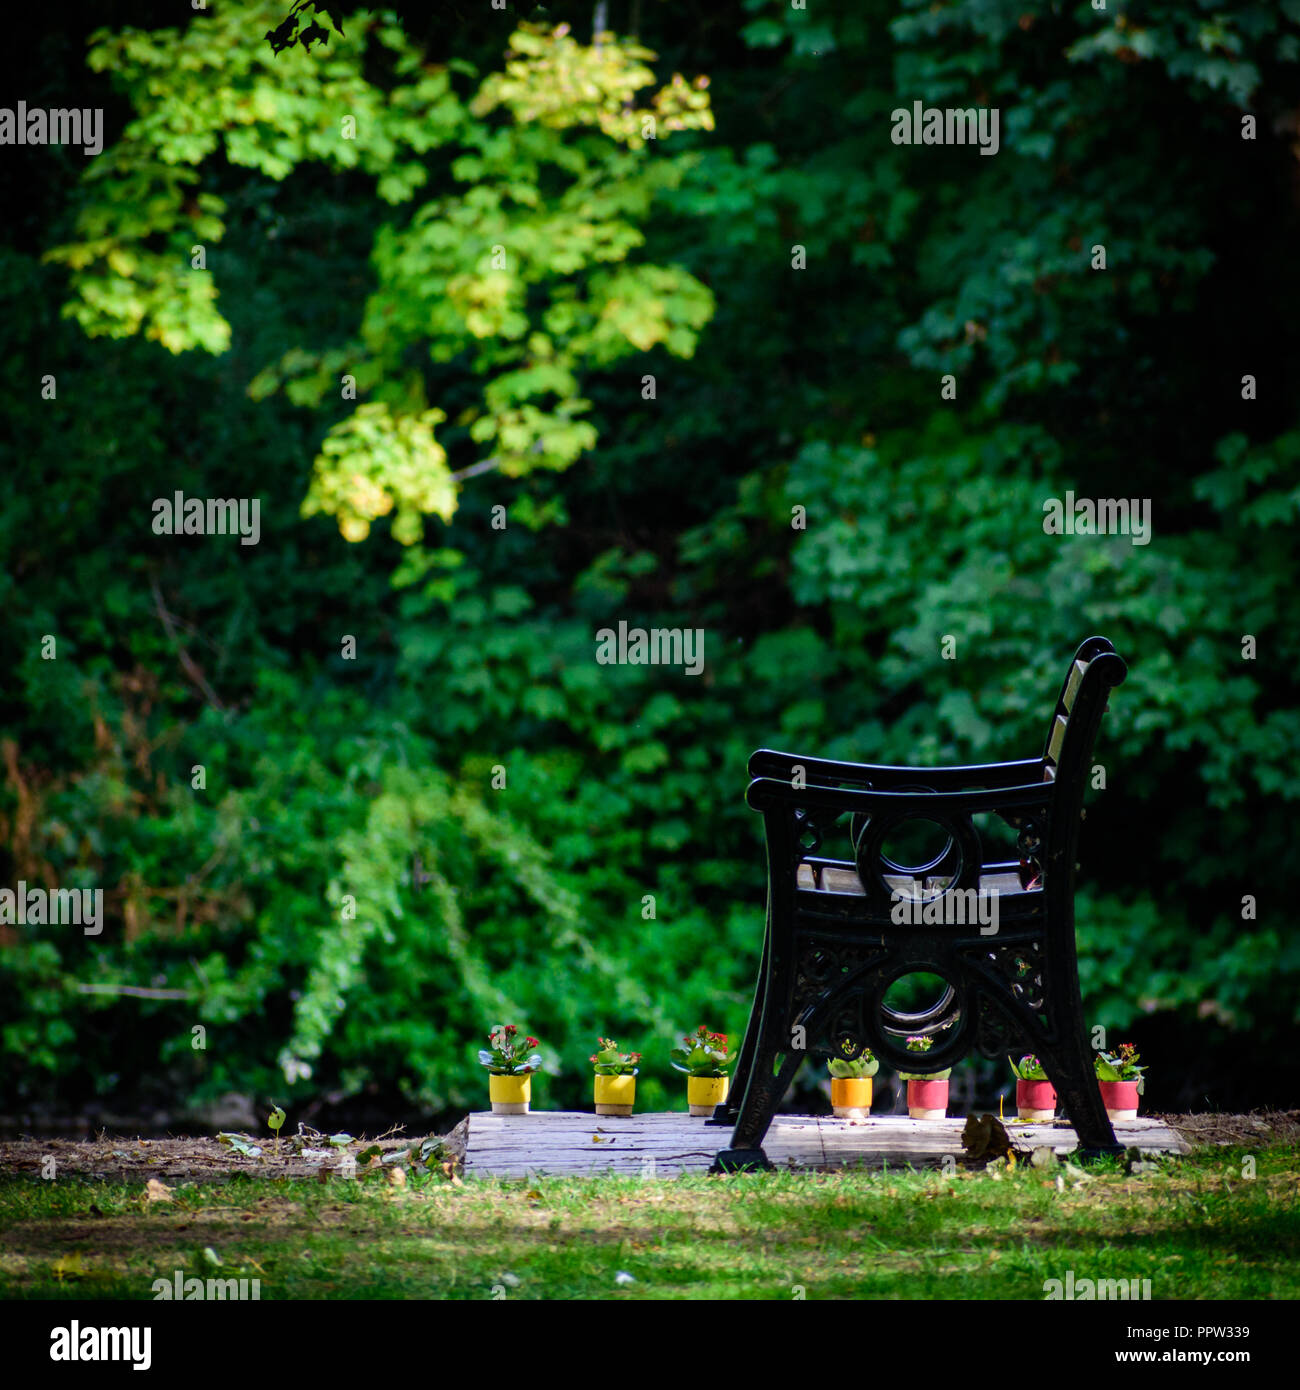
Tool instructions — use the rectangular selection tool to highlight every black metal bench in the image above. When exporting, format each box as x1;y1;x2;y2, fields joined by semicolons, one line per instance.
711;637;1128;1171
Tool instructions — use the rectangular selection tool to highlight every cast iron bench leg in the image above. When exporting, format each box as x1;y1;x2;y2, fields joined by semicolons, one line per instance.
711;1055;790;1172
708;912;771;1126
711;997;804;1172
1038;1031;1123;1158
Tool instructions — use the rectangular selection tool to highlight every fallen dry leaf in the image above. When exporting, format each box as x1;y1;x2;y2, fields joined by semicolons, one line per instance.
145;1179;173;1203
961;1114;1025;1164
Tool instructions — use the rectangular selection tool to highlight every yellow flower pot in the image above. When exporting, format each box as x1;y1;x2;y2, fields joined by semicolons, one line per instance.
830;1076;872;1118
594;1073;636;1116
489;1074;531;1114
687;1075;728;1117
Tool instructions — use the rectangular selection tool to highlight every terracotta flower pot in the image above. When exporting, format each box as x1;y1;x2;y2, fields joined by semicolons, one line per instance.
1099;1079;1139;1122
687;1075;728;1117
594;1073;636;1116
489;1074;531;1114
907;1078;949;1120
830;1077;872;1118
1016;1078;1057;1121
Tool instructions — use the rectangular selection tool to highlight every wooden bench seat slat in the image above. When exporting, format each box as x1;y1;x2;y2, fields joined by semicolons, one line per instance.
1062;657;1089;713
797;864;1028;897
1046;713;1068;764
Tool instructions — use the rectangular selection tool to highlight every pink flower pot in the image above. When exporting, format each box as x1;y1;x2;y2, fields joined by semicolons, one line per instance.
1016;1078;1057;1121
1100;1079;1139;1121
907;1078;949;1120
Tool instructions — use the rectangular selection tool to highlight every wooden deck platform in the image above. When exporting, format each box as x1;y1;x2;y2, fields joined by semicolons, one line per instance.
463;1111;1189;1179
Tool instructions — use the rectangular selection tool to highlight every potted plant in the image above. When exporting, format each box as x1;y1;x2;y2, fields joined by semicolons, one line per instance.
478;1025;541;1114
1009;1054;1057;1121
898;1035;951;1119
591;1037;641;1116
1095;1042;1146;1121
828;1048;879;1118
670;1025;735;1116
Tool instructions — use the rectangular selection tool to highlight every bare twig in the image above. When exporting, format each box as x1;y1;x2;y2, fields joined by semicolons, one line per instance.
448;456;502;483
73;982;192;1000
149;575;225;711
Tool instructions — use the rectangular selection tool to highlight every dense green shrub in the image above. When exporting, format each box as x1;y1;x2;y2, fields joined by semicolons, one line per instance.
3;0;1298;1120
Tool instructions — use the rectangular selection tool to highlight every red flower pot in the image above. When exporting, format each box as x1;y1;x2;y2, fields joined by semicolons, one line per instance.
907;1078;949;1120
1016;1078;1057;1121
1099;1079;1139;1121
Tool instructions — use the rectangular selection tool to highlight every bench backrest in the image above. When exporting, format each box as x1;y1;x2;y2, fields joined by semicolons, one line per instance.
1040;635;1127;876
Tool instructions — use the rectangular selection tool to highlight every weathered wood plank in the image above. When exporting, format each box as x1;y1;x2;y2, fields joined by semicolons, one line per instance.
463;1111;1188;1178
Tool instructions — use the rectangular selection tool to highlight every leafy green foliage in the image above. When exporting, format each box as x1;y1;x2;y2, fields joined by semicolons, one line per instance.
828;1052;879;1080
1096;1044;1147;1085
267;1105;286;1150
1010;1055;1049;1083
4;0;1299;1126
669;1026;735;1078
49;5;714;544
265;0;348;57
590;1038;641;1077
478;1026;542;1078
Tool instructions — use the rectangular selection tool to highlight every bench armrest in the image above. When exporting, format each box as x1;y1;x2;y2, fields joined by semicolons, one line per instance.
747;747;1043;791
746;775;1050;817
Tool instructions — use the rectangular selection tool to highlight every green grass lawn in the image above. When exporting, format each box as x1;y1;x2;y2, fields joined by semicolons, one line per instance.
2;1144;1296;1300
